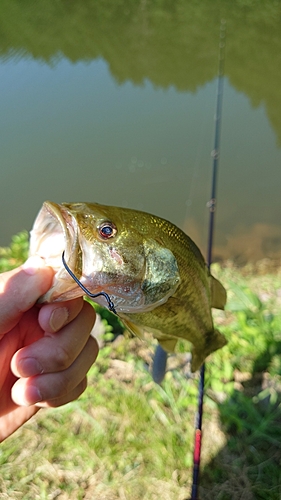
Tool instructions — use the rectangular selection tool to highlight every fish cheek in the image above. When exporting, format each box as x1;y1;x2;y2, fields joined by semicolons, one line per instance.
115;240;146;275
109;247;123;266
94;242;146;292
141;241;180;306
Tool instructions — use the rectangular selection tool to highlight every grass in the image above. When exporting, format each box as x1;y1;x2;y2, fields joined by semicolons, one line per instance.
0;233;281;499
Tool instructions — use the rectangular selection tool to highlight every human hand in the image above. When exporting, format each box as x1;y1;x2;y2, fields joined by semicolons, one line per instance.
0;257;98;441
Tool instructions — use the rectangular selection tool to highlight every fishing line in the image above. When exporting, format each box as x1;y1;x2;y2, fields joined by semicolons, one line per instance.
61;251;117;314
190;20;226;500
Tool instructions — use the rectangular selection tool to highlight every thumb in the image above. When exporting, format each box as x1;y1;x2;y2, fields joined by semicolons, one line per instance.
0;257;54;334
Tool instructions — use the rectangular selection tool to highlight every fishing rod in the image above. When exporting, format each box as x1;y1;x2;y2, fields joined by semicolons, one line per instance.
190;20;226;500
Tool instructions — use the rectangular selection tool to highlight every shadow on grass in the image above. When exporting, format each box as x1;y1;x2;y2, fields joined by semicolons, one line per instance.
199;345;281;500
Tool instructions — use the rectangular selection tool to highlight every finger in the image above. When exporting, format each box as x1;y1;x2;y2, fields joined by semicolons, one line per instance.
36;378;88;408
0;406;40;442
11;336;98;406
38;298;84;333
11;301;96;377
0;257;54;334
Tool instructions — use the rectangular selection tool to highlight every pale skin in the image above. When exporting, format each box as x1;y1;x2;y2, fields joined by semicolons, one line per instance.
0;256;98;442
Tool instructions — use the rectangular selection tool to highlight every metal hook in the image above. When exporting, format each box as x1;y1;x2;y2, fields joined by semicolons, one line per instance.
61;251;117;315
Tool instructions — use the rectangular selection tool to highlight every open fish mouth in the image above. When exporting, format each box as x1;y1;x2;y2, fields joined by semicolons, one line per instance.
29;201;79;271
29;201;84;302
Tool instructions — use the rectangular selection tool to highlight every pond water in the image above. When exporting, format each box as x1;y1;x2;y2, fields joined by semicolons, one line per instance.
1;1;281;264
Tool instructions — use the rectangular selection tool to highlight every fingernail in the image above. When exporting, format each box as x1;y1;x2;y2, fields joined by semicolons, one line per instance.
22;256;45;275
50;307;69;332
12;384;42;406
18;358;43;377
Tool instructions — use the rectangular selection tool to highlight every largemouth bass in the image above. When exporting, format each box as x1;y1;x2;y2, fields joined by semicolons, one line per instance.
29;201;227;371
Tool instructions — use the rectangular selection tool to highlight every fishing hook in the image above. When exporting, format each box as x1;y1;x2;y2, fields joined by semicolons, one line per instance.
61;251;117;315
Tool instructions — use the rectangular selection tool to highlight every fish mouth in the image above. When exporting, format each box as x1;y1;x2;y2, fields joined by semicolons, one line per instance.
29;201;82;302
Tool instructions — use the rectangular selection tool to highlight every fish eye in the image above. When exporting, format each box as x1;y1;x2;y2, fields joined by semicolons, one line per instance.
98;221;117;239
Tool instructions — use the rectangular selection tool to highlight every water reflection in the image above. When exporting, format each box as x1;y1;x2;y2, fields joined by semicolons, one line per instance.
1;1;281;263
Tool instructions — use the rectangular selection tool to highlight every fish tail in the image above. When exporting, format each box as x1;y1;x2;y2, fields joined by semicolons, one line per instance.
191;329;227;372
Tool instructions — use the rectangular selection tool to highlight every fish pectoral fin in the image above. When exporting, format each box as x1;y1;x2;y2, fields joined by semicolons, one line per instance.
158;338;177;353
119;315;145;340
191;329;227;372
211;276;227;310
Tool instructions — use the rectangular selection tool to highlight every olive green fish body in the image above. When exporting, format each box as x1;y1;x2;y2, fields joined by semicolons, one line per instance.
118;216;226;371
29;201;227;371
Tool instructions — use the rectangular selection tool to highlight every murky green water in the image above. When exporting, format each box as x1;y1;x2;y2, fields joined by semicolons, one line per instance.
1;1;281;263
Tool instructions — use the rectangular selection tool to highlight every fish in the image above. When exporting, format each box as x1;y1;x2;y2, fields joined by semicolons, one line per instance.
29;201;227;372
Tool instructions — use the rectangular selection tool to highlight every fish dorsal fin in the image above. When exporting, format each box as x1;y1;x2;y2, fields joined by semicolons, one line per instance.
211;276;227;310
118;314;145;339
